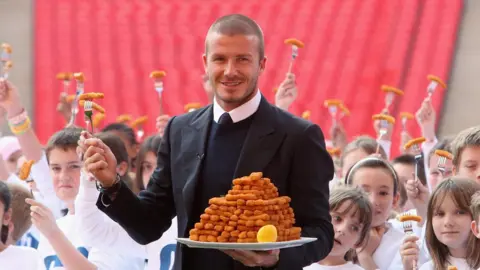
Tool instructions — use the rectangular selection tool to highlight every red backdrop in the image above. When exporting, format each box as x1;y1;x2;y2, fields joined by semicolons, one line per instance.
34;0;463;157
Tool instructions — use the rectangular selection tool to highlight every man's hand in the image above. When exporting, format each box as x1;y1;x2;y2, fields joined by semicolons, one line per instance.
223;249;279;268
77;131;118;188
275;73;297;111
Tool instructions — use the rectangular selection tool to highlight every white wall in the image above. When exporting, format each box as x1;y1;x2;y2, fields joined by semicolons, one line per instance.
438;0;480;136
0;0;34;134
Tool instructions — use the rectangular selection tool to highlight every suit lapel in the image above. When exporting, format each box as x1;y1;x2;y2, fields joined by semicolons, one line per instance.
234;98;285;178
181;107;212;219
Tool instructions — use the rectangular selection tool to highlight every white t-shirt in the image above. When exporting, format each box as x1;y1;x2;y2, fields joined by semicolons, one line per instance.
16;227;40;249
304;262;364;270
419;257;472;270
0;245;43;270
38;214;144;270
372;224;404;270
145;220;177;270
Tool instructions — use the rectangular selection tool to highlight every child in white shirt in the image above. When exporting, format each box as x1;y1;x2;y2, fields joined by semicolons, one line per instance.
345;157;421;270
304;186;371;270
0;181;43;269
30;127;144;270
401;178;480;270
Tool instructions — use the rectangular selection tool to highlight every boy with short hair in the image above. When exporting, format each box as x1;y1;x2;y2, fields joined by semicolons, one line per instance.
451;126;480;182
37;127;144;270
8;183;38;247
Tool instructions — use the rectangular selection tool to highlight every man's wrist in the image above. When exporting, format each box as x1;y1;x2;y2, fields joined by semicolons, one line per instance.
96;174;121;194
260;252;280;269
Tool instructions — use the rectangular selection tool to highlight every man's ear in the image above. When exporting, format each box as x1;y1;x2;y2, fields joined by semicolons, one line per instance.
202;54;208;73
258;57;267;75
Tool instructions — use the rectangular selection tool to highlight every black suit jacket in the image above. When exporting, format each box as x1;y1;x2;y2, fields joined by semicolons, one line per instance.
97;97;334;270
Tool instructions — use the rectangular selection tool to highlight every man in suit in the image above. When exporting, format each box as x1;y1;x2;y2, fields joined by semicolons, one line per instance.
79;14;334;270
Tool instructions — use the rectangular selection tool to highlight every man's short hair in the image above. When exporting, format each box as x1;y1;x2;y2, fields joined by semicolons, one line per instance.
206;14;265;60
451;126;480;167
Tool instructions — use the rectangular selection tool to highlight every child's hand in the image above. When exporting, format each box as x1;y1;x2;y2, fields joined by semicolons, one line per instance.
358;226;386;256
405;176;429;225
400;131;412;154
373;109;393;141
0;80;24;118
400;234;419;270
330;122;348;150
155;114;171;137
415;98;436;141
275;73;297;111
56;92;72;123
26;198;61;239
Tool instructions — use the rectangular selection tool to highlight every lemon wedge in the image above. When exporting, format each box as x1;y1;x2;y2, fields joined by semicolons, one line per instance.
257;225;278;243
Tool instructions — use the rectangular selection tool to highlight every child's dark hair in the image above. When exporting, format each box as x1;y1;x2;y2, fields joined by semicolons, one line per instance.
0;181;11;244
0;181;11;212
102;123;138;147
345;157;399;195
45;127;83;163
392;154;427;186
95;132;129;166
425;178;480;269
135;135;162;191
329;186;372;256
7;183;33;241
95;132;136;193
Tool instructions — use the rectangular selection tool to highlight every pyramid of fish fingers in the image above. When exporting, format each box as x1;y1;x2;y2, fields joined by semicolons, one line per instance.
189;172;302;243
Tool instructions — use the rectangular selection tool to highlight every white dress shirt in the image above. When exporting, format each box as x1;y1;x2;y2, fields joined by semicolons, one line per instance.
213;90;261;123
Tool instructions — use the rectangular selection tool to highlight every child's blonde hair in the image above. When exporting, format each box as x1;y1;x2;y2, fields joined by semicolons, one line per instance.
425;178;480;269
450;126;480;167
340;136;387;168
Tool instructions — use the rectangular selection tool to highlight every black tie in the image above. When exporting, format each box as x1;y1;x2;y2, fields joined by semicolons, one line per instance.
218;112;233;125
